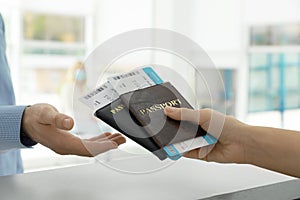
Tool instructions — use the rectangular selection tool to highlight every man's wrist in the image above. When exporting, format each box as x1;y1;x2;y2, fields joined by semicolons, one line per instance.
20;106;37;147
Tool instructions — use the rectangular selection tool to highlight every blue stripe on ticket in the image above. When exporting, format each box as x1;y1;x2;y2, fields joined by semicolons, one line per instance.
169;155;181;160
203;134;218;145
143;67;163;84
163;144;179;156
163;144;182;160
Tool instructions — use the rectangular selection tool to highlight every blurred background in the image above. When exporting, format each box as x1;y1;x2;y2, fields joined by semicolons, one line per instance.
0;0;299;172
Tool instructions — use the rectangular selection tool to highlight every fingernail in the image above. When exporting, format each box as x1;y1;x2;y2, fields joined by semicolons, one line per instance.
63;119;72;128
164;106;175;113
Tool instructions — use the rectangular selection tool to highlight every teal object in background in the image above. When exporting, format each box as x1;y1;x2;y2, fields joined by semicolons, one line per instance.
248;53;300;127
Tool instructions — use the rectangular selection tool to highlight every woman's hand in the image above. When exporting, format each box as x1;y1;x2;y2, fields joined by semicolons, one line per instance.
165;106;300;178
164;107;250;164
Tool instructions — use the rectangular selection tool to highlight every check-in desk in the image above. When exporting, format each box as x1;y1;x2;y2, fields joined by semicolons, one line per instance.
0;156;296;200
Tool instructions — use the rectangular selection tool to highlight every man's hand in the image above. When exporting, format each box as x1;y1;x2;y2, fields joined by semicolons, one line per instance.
21;103;126;156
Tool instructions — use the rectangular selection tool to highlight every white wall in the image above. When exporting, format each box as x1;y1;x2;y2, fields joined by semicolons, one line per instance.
0;0;95;15
94;0;152;46
93;0;244;68
151;0;243;68
245;0;300;25
88;0;153;85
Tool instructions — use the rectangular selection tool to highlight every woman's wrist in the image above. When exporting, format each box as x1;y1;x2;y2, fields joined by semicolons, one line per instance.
228;119;257;165
241;124;258;165
241;125;300;177
241;125;275;167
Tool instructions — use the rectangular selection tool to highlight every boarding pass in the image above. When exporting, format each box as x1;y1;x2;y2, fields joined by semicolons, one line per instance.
79;82;118;111
107;66;164;95
164;134;217;160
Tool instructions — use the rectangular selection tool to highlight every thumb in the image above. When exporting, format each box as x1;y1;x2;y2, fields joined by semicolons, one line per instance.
39;106;74;130
164;107;201;124
165;107;225;140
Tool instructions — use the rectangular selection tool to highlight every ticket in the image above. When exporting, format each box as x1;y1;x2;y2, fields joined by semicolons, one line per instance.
108;66;163;95
79;82;118;111
163;134;217;160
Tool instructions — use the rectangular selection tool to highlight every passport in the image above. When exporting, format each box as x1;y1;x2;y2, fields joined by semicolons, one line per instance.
120;82;207;148
94;98;167;160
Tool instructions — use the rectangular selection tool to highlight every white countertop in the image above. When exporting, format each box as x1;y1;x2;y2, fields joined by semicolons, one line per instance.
0;154;294;200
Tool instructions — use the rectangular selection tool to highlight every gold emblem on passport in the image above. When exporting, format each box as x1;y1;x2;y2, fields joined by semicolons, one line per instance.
138;99;182;115
110;104;125;114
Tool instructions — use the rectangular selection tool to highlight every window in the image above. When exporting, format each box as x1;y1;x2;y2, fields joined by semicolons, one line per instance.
248;24;300;126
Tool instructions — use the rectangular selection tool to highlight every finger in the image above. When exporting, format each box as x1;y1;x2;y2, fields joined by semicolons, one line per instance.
85;133;125;144
82;140;118;156
183;148;209;162
94;133;126;145
81;133;125;156
47;133;91;156
164;107;221;135
110;135;126;145
198;145;214;160
164;107;202;124
85;132;112;141
55;134;119;157
106;133;123;140
184;145;215;161
183;148;201;159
